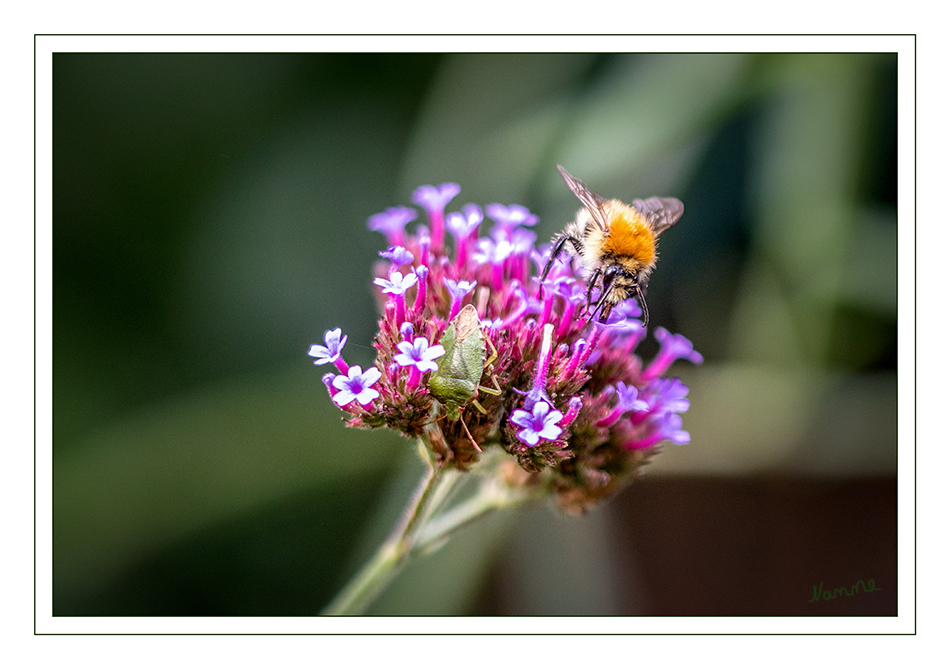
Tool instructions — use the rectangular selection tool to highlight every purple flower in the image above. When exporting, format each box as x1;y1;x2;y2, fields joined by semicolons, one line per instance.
473;237;515;291
559;337;588;382
412;183;461;213
443;278;477;320
627;412;690;450
500;282;540;329
511;400;564;447
616;382;649;412
374;270;418;296
638;377;691;415
379;246;415;267
531;244;556;275
473;237;514;265
486;203;538;235
658;412;691;444
412;265;430;315
558;396;584;428
641;327;704;382
597;382;650;427
443;278;477;302
308;328;347;365
375;270;418;326
446;204;483;269
331;365;382;407
519;323;555;412
394;337;446;373
547;278;587;338
615;299;644;321
367;206;417;246
508;227;538;255
446;204;483;239
413;183;461;251
589;308;649;351
552;276;586;297
309;328;349;374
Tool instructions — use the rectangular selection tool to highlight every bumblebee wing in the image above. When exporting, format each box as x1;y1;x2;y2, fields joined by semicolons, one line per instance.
631;197;684;236
557;165;610;235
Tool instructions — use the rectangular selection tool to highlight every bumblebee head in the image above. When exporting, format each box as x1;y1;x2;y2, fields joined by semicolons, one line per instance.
590;265;650;326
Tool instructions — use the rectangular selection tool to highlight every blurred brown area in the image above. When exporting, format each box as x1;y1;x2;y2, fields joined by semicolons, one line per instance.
480;477;897;616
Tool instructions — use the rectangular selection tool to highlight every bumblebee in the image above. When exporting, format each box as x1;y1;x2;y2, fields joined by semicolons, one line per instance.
540;165;684;327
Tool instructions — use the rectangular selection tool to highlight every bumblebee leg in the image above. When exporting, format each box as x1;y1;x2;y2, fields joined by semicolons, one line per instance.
634;283;649;328
583;267;602;317
539;234;582;297
593;267;619;322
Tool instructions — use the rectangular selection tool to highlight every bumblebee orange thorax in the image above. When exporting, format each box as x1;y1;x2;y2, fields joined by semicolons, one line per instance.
602;200;656;268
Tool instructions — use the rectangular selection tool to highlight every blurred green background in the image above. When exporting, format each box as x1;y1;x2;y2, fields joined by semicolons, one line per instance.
53;52;897;616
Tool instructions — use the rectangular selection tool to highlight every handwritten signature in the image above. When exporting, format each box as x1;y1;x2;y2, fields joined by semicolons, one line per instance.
809;579;881;603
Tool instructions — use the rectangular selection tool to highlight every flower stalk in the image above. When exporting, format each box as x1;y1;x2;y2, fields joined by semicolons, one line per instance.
322;437;533;615
412;470;539;557
322;438;449;615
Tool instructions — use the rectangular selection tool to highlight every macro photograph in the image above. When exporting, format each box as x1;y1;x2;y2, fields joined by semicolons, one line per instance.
46;40;905;626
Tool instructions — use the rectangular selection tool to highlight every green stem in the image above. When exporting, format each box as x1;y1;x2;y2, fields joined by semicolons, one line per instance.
322;442;450;615
412;476;535;557
322;442;543;615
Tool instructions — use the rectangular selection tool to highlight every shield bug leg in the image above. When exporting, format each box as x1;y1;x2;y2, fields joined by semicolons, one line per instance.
459;418;482;452
475;335;502;405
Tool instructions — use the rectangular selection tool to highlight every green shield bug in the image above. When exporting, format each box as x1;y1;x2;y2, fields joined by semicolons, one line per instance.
427;304;502;448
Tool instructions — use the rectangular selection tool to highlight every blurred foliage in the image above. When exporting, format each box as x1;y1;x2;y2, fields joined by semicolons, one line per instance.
52;52;896;615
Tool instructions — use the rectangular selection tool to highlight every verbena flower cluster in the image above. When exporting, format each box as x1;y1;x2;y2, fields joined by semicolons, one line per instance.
309;182;702;513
